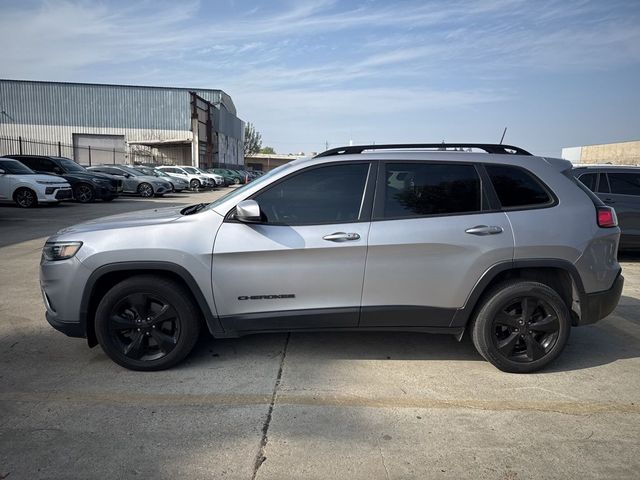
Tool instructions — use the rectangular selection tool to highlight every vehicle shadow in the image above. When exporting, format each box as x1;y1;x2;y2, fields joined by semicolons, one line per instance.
185;295;640;373
619;251;640;262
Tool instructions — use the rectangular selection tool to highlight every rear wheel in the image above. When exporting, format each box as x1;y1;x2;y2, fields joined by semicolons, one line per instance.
95;275;201;371
73;183;95;203
137;182;154;197
471;281;570;373
14;187;38;208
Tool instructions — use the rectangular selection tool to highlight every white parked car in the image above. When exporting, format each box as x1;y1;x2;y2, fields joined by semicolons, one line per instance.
0;158;72;207
177;166;224;187
156;166;212;190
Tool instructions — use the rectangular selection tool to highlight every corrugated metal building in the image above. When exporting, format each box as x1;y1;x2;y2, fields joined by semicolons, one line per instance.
0;79;244;168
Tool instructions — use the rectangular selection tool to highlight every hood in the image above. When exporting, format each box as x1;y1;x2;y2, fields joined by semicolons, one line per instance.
15;173;70;184
56;205;184;234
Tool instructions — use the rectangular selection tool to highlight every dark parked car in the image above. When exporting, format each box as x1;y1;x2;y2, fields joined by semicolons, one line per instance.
4;155;123;203
572;165;640;250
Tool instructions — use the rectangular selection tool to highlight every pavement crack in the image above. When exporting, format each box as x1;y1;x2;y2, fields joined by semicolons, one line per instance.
251;333;290;480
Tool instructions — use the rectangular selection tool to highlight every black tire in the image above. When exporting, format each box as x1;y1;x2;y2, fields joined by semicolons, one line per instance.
94;275;201;371
233;178;240;185
73;183;95;203
13;187;38;208
137;182;154;197
470;280;571;373
190;179;201;190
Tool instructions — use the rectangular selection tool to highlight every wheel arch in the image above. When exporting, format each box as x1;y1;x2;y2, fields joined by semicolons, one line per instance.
80;261;222;347
452;259;585;328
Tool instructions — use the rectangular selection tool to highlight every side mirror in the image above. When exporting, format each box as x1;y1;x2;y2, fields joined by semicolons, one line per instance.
124;173;131;178
235;199;262;223
53;166;63;174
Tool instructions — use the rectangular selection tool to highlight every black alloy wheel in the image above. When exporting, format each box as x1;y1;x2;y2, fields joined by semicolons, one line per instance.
14;188;37;208
95;275;201;371
108;293;181;361
137;182;154;197
471;280;570;373
190;179;201;190
74;183;95;203
492;296;560;363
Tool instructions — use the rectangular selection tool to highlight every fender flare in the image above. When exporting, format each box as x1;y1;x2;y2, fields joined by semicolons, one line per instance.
80;261;223;340
450;259;585;327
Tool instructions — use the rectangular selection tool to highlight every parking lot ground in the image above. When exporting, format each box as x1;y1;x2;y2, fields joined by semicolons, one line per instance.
1;193;639;479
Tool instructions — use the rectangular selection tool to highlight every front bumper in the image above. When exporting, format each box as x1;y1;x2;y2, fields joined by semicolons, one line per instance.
579;272;624;325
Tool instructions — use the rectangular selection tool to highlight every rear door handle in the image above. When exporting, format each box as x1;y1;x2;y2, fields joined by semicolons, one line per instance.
465;225;503;236
323;232;361;242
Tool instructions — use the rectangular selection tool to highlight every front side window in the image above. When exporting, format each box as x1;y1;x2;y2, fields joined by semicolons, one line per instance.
486;164;551;208
383;163;481;218
0;159;35;175
253;163;370;225
608;172;640;196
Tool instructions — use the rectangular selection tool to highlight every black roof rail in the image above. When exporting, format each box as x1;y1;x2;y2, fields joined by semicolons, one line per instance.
314;143;532;158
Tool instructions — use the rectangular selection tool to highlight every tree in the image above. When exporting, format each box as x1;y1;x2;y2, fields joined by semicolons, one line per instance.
244;122;262;155
260;146;276;154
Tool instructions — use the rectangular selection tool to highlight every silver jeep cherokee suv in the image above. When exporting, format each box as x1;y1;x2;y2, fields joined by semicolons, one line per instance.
40;143;624;373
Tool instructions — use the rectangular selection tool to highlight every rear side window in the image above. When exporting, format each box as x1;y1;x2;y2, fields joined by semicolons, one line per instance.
486;165;551;208
254;163;370;225
383;163;481;218
608;172;640;196
577;173;597;191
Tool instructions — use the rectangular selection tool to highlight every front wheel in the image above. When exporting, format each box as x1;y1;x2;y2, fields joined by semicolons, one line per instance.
74;183;95;203
137;182;154;198
14;187;38;208
94;275;201;371
189;179;201;190
471;281;571;373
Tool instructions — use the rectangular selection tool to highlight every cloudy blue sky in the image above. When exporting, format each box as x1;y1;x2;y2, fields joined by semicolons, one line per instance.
1;0;639;155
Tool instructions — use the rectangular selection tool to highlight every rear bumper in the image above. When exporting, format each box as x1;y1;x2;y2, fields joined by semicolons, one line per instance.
580;272;624;325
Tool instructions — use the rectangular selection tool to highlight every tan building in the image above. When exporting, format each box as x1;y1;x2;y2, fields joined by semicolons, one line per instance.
245;153;306;172
562;140;640;165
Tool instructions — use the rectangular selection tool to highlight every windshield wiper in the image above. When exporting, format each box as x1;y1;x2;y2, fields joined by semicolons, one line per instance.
181;203;208;215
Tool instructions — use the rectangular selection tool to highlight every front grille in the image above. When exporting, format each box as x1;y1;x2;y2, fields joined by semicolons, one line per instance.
55;189;72;200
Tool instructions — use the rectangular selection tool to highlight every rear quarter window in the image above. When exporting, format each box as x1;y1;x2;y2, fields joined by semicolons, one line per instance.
486;164;552;208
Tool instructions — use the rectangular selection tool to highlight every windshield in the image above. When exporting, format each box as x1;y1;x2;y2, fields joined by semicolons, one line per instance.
207;162;298;210
55;158;86;173
0;159;35;174
183;167;199;175
133;166;162;177
118;165;142;176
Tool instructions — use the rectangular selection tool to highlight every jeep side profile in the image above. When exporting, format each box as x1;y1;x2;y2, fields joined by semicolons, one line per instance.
40;144;623;373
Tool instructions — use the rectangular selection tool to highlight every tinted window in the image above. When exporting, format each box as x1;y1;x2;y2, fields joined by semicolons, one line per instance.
384;163;481;218
0;159;35;174
609;172;640;196
486;165;551;208
253;163;369;225
577;172;597;191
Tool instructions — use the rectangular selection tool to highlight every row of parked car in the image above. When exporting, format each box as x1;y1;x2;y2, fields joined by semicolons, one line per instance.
0;154;263;208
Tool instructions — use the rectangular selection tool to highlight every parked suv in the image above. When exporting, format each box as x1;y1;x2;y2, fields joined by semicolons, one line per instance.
41;144;623;373
572;165;640;250
5;155;123;203
0;158;72;207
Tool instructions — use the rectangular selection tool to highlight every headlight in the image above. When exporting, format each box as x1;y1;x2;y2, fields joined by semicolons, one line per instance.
42;241;83;261
37;180;62;185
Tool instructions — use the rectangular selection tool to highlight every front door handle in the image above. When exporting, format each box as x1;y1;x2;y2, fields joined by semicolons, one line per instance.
465;225;503;236
323;232;361;242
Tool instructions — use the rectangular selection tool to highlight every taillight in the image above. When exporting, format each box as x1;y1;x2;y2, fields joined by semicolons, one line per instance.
597;206;618;228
